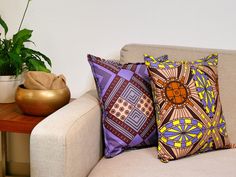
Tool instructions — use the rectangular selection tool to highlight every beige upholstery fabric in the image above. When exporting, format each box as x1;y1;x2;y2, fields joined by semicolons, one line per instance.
30;90;103;177
121;44;236;144
89;147;236;177
30;44;236;177
120;44;236;63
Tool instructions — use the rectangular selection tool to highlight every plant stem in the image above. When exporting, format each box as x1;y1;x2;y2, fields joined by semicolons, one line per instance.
18;0;31;32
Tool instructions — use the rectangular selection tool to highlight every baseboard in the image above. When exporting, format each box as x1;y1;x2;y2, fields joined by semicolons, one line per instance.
0;161;30;176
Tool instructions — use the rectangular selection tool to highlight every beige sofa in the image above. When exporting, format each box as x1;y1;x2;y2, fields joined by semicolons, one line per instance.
30;44;236;177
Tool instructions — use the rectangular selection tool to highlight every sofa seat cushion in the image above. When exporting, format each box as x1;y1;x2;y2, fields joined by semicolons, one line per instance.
88;147;236;177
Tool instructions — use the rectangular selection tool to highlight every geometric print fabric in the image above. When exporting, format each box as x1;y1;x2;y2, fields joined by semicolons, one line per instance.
88;54;168;157
145;54;232;162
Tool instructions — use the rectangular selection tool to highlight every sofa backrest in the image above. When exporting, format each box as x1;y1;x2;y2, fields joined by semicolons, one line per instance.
120;44;236;144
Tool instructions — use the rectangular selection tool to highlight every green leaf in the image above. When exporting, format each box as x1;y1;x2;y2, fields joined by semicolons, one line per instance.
0;58;4;66
23;48;52;66
13;29;32;45
8;52;22;75
0;16;8;36
12;29;32;54
26;40;36;46
28;59;50;72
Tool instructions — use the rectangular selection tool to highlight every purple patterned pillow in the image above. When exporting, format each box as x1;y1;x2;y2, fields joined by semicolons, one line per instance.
88;54;168;157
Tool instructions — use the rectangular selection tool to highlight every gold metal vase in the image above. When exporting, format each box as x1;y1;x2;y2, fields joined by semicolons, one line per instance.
15;84;71;116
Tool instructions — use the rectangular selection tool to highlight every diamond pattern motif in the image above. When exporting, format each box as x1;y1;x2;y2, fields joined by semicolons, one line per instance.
125;108;147;132
121;83;142;105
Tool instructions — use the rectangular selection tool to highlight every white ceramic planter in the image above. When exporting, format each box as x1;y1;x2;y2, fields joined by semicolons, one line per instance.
0;75;22;103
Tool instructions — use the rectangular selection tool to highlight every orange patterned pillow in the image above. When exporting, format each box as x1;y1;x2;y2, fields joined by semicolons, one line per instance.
145;54;232;162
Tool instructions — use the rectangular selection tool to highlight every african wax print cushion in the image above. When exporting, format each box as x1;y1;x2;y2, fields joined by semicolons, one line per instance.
144;53;231;162
88;54;168;157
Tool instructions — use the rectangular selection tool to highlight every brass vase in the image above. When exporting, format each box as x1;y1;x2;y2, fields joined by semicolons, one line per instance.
15;84;71;116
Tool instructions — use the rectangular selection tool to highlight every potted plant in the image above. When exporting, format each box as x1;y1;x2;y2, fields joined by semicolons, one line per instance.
0;0;52;103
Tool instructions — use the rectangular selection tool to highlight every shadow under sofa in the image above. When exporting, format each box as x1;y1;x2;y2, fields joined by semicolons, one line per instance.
30;44;236;177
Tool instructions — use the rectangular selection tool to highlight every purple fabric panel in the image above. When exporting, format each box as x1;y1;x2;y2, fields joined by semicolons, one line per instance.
129;135;143;147
92;63;116;96
118;69;134;81
104;127;126;157
135;64;149;82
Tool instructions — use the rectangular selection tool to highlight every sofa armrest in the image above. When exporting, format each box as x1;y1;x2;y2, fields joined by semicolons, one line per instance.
30;90;103;177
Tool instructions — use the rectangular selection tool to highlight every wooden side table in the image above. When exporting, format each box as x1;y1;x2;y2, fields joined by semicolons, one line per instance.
0;103;45;177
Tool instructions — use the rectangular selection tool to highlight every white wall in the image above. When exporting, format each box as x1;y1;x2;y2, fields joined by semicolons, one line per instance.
1;0;236;98
0;0;236;164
